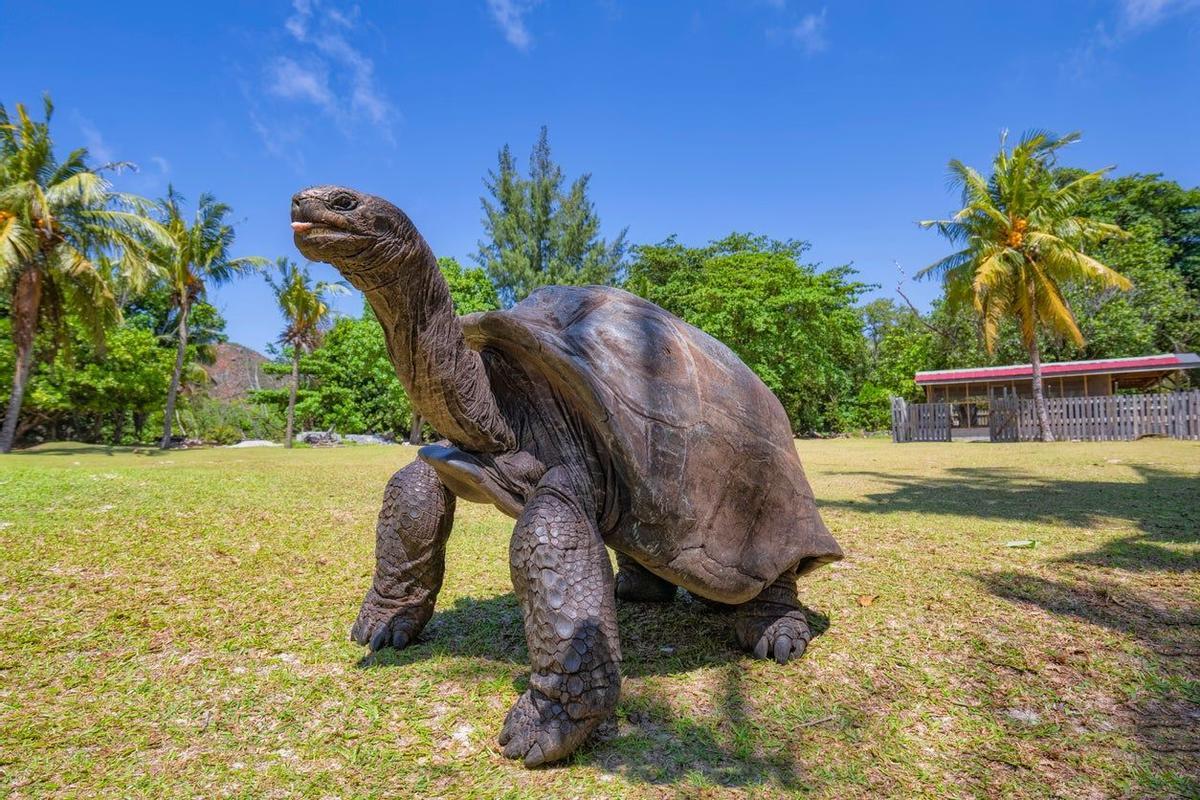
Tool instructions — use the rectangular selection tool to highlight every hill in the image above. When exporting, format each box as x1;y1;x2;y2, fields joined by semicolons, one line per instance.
202;342;286;401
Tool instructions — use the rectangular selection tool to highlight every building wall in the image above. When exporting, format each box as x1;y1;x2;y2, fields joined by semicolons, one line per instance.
923;374;1114;402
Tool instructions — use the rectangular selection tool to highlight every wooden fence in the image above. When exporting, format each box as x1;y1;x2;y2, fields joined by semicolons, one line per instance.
891;397;951;442
892;390;1200;443
1012;390;1200;442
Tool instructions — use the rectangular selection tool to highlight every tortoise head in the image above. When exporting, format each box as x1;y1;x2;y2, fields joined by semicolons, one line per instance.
290;185;422;288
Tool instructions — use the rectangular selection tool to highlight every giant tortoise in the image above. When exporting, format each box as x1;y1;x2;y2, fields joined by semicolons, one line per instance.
290;186;842;766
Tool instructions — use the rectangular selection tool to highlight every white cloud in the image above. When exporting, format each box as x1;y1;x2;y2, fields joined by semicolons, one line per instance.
786;9;827;54
260;0;395;137
149;156;171;176
306;35;390;125
1066;0;1197;78
284;0;309;38
249;107;303;168
1119;0;1197;28
72;114;115;165
267;56;335;111
487;0;537;51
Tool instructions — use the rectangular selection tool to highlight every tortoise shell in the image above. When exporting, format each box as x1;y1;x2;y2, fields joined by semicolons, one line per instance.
461;285;842;604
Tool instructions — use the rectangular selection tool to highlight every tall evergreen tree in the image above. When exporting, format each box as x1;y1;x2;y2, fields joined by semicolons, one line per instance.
476;127;627;306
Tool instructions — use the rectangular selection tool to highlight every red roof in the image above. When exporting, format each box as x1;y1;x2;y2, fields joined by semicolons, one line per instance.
915;353;1200;385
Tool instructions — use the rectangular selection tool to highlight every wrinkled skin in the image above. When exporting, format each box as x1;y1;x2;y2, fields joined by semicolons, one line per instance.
292;185;839;767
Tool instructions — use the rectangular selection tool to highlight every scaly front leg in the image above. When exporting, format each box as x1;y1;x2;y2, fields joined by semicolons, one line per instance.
500;467;621;767
351;458;455;651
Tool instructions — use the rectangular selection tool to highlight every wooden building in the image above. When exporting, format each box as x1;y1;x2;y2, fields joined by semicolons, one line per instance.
892;353;1200;442
915;353;1200;403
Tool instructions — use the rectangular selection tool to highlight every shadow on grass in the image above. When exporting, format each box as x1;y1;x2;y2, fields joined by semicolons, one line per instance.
9;443;169;457
587;663;806;790
824;464;1199;572
978;571;1200;787
361;591;829;790
825;460;1199;788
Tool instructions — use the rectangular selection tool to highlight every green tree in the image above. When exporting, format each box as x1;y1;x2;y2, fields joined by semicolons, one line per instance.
254;305;410;437
0;97;164;452
919;131;1130;441
476;127;627;306
265;258;346;447
626;233;868;433
916;227;1199;374
0;313;176;444
122;278;229;362
856;298;931;409
254;258;496;441
1061;170;1200;294
1063;223;1198;360
46;324;174;442
439;256;500;314
154;186;264;448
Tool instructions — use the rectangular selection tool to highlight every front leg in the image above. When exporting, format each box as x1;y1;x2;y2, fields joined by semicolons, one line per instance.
351;458;455;651
500;467;621;767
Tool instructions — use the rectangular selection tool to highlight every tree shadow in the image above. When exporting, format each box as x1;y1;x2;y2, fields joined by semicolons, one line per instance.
359;591;829;790
978;571;1200;785
7;443;169;458
823;464;1199;572
581;663;807;790
824;460;1199;789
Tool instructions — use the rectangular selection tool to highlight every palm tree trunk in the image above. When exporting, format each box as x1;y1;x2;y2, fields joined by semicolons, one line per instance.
1029;338;1055;443
285;349;300;448
408;414;423;445
160;299;190;449
1;268;43;454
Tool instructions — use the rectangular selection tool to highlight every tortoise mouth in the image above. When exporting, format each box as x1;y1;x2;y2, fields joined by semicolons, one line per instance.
291;220;373;267
291;222;352;243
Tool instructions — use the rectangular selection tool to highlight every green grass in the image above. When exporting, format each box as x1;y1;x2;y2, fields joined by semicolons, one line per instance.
1;438;1197;798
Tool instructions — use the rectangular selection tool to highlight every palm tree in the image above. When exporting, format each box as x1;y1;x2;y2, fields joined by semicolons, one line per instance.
266;258;346;447
155;186;264;448
918;131;1131;441
0;97;165;452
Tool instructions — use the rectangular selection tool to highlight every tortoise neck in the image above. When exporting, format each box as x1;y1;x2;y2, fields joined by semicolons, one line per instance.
359;236;515;453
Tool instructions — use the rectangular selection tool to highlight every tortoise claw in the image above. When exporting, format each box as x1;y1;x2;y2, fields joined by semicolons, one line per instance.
740;607;812;665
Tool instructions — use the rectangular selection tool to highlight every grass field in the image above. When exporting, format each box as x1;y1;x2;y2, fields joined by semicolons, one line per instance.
1;438;1197;799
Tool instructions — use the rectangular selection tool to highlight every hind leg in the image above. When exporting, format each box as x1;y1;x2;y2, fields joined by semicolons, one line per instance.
614;552;677;602
734;568;812;665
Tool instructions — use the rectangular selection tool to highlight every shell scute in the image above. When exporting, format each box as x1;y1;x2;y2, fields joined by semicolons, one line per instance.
462;285;841;602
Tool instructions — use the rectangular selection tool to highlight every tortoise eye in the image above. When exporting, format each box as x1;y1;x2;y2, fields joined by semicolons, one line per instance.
330;193;358;212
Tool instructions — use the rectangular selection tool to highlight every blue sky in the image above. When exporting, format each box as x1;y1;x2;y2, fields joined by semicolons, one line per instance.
4;1;1199;352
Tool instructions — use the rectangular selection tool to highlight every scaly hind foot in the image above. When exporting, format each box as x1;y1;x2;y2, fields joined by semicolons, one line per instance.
735;608;811;664
498;689;604;767
734;568;811;664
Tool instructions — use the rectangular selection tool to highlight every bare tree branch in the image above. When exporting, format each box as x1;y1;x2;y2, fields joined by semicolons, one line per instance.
895;261;961;343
